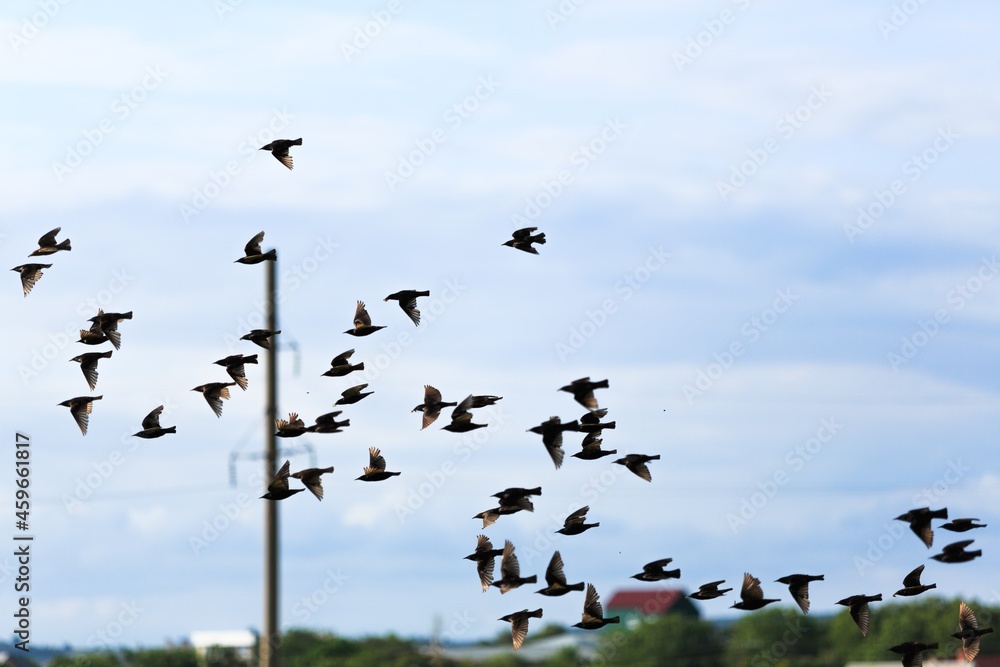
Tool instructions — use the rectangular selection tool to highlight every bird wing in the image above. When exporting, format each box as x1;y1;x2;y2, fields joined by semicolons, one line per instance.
268;460;292;493
546;551;567;586
943;539;975;553
299;471;326;500
501;540;520;579
71;400;94;435
851;602;870;637
331;349;355;366
644;558;673;572
141;405;164;430
421;406;441;430
629;460;653;482
790;582;811;614
424;384;442;405
564;506;589;527
368;447;386;473
741;572;764;602
583;583;604;619
17;265;48;296
245;231;265;256
477;557;495;592
399;296;420;326
78;356;101;390
38;228;60;247
959;601;978;630
354;300;372;328
509;613;530;650
902;565;925;588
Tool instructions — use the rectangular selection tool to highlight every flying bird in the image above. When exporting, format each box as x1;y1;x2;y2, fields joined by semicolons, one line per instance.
322;349;364;378
335;383;373;406
613;453;660;482
894;564;936;597
306;411;350;434
213;353;258;390
951;601;993;661
572;435;617;461
274;412;307;438
941;518;987;533
132;405;176;439
344;301;385;337
491;540;536;594
573;584;620;630
87;310;132;350
442;395;488;432
775;574;824;614
260;138;301;170
356;447;400;482
290;466;334;501
631;558;680;582
235;231;277;264
731;572;780;611
528;416;580;470
887;641;938;666
503;227;546;255
29;227;71;256
412;385;456;429
191;382;236;418
78;320;111;346
260;460;304;500
930;539;982;564
895;507;948;548
556;506;599;536
536;551;585;596
11;263;51;296
492;487;541;505
579;408;615;433
688;580;733;601
836;593;882;637
240;328;280;350
499;609;543;651
69;350;112;390
384;290;430;326
559;377;608;410
58;395;102;435
464;534;504;592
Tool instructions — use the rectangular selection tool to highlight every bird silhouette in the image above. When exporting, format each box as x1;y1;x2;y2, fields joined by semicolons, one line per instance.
274;412;307;438
951;601;993;661
503;227;546;254
261;460;304;500
536;551;585;596
775;574;824;614
572;435;617;461
631;558;680;582
498;608;543;651
464;535;503;592
731;572;780;611
613;453;660;482
688;580;732;601
894;564;936;597
491;540;536;593
412;385;456;429
306;411;350;434
344;300;385;336
887;641;937;666
240;328;280;350
573;583;620;629
191;382;236;418
356;447;400;482
260;138;301;170
11;263;51;296
835;593;881;637
384;290;430;326
290;466;334;501
930;539;981;564
559;377;608;409
87;310;132;351
132;405;176;439
58;395;102;435
941;518;987;533
213;353;258;390
895;507;947;548
69;350;112;390
335;383;373;406
322;349;364;378
29;228;71;256
556;506;599;536
235;231;276;264
528;416;580;470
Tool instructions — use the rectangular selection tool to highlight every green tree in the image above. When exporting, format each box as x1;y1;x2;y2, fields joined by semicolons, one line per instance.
723;607;828;667
596;614;724;667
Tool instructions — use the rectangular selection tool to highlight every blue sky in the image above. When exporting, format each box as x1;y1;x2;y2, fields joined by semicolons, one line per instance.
2;0;999;650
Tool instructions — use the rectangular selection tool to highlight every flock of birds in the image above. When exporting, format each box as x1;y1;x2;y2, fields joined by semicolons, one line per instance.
13;139;993;663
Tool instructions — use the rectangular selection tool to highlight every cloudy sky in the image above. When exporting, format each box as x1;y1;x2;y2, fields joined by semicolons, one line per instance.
2;0;1000;651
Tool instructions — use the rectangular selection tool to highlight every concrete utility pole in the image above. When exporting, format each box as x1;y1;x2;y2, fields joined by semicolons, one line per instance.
261;260;279;667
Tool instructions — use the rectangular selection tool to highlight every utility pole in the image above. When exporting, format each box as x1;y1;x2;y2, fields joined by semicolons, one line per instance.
261;259;279;667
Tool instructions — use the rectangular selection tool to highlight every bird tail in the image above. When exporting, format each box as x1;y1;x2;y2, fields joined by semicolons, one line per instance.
931;508;949;520
563;420;581;431
871;594;883;602
320;466;335;473
533;233;547;244
666;569;681;579
524;576;537;584
603;421;617;429
594;379;610;389
245;354;259;364
527;487;542;496
57;239;72;251
99;350;114;359
292;138;303;145
606;616;621;624
529;609;544;618
649;454;662;460
353;362;365;371
264;249;277;261
163;426;177;435
568;582;585;592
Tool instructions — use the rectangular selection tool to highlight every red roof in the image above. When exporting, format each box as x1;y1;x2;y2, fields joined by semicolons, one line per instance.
606;588;685;615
